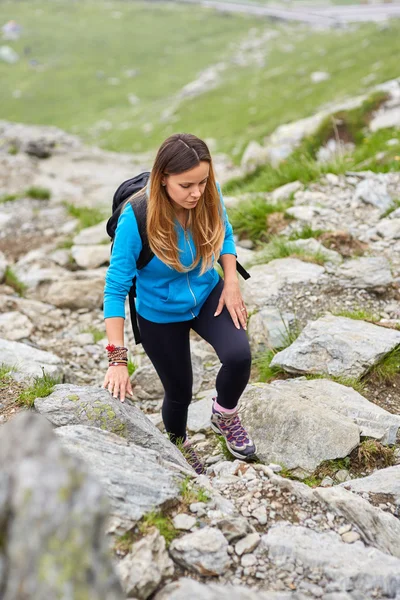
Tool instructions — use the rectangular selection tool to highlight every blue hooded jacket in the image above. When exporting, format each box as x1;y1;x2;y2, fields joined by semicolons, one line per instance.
103;182;236;323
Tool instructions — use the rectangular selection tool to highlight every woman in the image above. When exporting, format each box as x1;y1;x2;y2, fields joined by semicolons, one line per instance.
103;133;256;474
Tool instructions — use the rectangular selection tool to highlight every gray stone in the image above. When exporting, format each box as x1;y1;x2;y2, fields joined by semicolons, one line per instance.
234;533;260;556
267;378;400;445
154;578;296;599
117;528;174;600
73;220;109;245
242;259;325;310
270;315;400;379
42;276;105;309
370;106;400;132
240;383;359;477
376;218;400;240
315;486;400;558
0;337;63;382
354;177;393;214
341;531;360;543
172;513;197;531
0;311;33;340
285;205;320;221
56;425;185;533
35;384;190;471
71;244;110;269
241;141;269;174
169;527;231;576
216;517;253;543
271;181;303;202
336;256;393;289
0;412;123;599
290;238;342;264
340;465;400;502
133;354;203;400
262;523;400;597
187;396;213;433
248;307;295;352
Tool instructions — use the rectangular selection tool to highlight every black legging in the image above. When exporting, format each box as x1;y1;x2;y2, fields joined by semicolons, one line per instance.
137;278;252;442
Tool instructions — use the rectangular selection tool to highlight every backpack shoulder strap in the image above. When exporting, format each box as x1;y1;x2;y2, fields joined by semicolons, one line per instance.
129;192;154;271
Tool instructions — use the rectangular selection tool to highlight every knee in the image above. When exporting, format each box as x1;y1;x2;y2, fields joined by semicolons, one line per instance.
222;346;252;373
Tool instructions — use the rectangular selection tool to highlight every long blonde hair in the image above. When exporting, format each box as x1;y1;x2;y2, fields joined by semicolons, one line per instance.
143;133;225;274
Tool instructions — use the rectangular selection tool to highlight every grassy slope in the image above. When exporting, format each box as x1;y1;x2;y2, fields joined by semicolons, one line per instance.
1;1;400;159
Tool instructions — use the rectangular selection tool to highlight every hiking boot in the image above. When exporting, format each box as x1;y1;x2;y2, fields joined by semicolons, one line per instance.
211;399;256;460
181;440;206;475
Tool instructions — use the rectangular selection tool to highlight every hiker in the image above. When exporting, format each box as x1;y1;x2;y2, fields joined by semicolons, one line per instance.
103;133;256;473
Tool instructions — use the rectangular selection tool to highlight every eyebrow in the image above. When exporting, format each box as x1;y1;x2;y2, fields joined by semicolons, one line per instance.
180;175;209;184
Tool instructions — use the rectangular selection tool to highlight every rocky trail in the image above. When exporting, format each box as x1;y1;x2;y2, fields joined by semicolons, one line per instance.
1;109;400;599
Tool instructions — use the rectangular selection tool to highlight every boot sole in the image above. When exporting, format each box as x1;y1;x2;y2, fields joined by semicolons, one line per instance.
211;422;257;460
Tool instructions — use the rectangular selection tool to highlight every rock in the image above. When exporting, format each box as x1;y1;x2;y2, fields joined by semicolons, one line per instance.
117;528;174;600
187;396;213;433
237;239;254;250
0;250;7;281
247;307;295;352
335;469;351;483
172;514;197;531
0;412;124;599
0;337;63;382
133;356;203;400
34;384;190;470
71;244;110;269
262;523;400;598
341;531;360;543
216;517;253;543
234;533;260;556
56;425;186;533
154;578;295;599
236;245;256;267
376;218;400;240
370;106;400;132
336;256;393;289
354;177;393;214
169;527;231;576
270;315;400;379
240;383;359;477
0;311;34;340
0;45;19;64
42;276;105;309
311;71;330;83
340;465;400;503
267;378;400;445
240;141;269;174
290;238;342;264
286;205;320;221
242;259;325;310
271;181;303;202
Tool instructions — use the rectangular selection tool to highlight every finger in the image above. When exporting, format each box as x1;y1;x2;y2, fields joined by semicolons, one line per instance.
113;380;120;399
120;383;126;403
237;308;247;330
214;296;225;317
127;382;134;397
102;374;109;388
228;307;240;329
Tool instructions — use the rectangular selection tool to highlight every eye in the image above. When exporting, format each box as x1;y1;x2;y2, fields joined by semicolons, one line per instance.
180;179;208;189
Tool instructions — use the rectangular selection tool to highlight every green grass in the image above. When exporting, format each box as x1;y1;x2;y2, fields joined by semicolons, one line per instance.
0;193;20;204
25;186;51;200
2;2;400;159
179;476;209;505
127;358;137;377
228;198;293;243
56;236;74;250
249;236;328;266
4;267;27;297
332;308;380;321
382;199;400;218
63;203;107;230
254;349;287;383
81;326;104;343
368;345;400;384
138;510;179;547
17;371;60;408
0;364;15;381
305;373;366;395
288;224;326;241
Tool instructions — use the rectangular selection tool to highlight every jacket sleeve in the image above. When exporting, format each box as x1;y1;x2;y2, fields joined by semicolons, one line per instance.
103;203;142;319
216;181;237;257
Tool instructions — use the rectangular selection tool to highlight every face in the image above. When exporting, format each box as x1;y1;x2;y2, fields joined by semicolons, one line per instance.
162;161;209;212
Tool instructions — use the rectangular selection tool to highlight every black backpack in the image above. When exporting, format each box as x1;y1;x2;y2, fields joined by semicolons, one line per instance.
106;171;250;344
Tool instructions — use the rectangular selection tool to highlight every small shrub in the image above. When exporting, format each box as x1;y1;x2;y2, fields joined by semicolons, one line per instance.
368;345;400;383
288;224;326;241
4;267;26;296
25;186;51;200
127;358;137;377
17;371;60;408
249;236;327;267
138;511;179;547
0;363;14;381
228;198;292;243
353;439;395;471
382;199;400;218
332;308;379;322
82;326;104;343
63;202;107;230
254;349;286;383
0;193;19;204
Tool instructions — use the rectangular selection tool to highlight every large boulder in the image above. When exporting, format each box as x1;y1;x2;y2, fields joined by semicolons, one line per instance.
0;311;34;341
340;465;400;503
0;337;63;382
41;275;105;309
0;412;124;600
155;578;296;599
35;384;190;471
270;315;400;379
169;527;231;576
56;425;186;533
71;244;110;269
335;256;393;289
240;383;360;477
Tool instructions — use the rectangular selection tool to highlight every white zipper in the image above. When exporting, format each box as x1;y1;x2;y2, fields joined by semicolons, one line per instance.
184;229;197;314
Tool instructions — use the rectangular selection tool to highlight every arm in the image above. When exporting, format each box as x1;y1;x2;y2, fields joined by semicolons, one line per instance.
214;183;247;330
103;203;142;400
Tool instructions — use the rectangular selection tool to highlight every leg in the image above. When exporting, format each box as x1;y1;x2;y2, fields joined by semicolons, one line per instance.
192;278;252;409
137;314;192;442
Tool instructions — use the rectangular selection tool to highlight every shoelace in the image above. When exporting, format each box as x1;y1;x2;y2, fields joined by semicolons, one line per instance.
182;445;205;475
218;412;250;445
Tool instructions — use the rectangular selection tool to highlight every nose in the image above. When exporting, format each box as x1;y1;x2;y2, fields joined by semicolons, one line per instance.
191;188;201;199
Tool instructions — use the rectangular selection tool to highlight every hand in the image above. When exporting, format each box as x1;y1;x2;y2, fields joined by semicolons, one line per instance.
102;365;133;402
214;279;247;330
